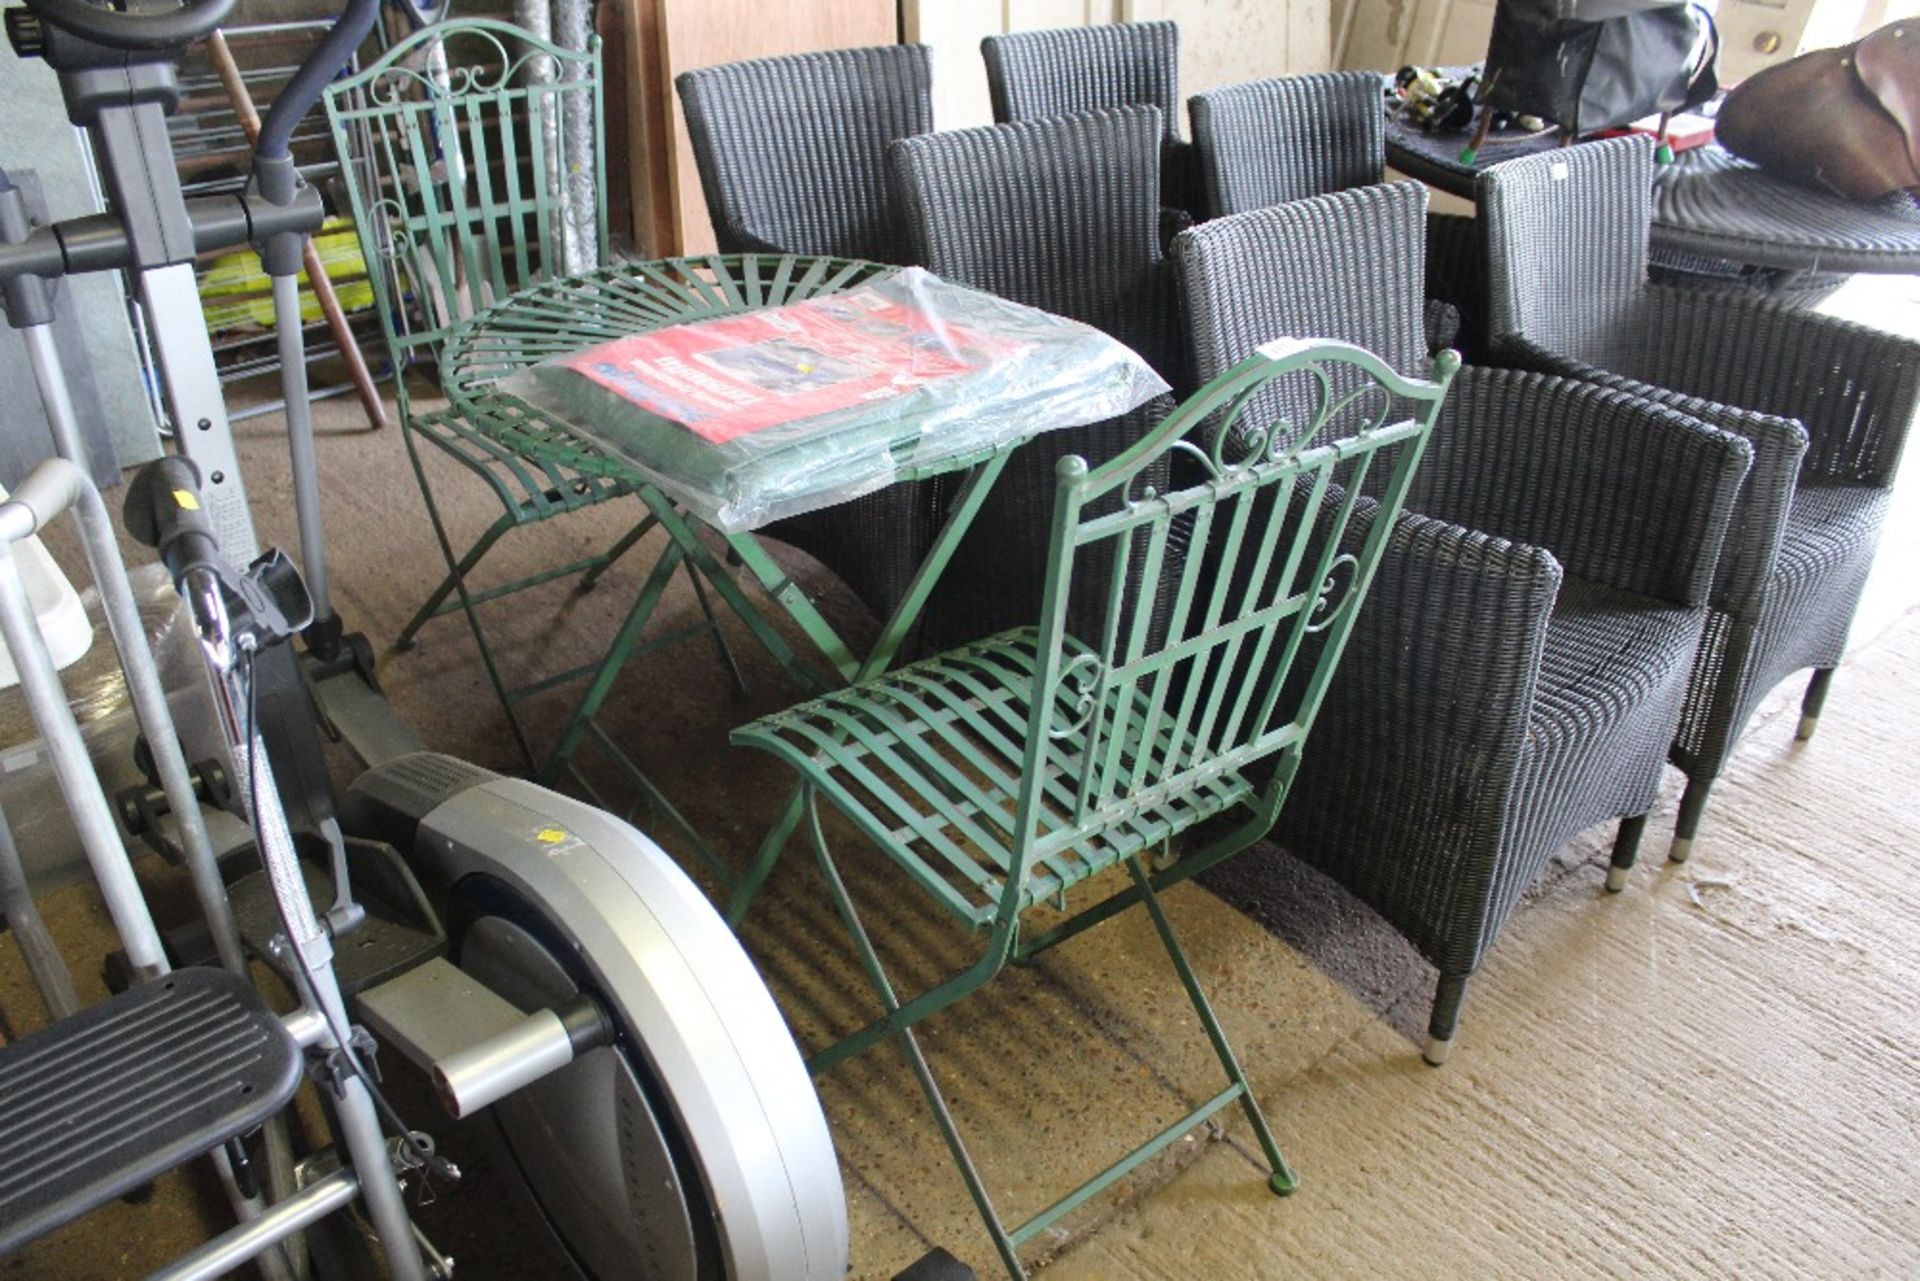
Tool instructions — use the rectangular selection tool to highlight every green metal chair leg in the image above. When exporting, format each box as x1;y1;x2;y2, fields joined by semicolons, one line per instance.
580;512;658;591
1124;856;1298;1196
399;429;538;769
803;793;1029;1280
539;539;689;786
726;787;803;927
682;557;747;699
397;509;516;649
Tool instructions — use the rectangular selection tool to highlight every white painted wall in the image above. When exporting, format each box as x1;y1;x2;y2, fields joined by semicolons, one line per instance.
904;1;1332;134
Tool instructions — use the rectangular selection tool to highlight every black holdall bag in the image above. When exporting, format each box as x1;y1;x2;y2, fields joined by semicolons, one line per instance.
1481;0;1719;135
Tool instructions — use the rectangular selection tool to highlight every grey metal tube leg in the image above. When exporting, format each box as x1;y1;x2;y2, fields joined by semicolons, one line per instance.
1669;774;1716;864
1796;667;1835;743
1606;813;1649;893
0;802;80;1020
1425;972;1471;1067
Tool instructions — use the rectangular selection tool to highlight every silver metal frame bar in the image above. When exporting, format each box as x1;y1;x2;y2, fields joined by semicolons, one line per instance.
187;570;426;1281
20;327;251;978
0;482;168;976
273;273;331;618
147;1168;360;1281
138;264;260;562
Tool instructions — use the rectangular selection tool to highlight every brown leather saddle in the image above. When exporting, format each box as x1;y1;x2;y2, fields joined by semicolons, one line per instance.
1717;21;1920;201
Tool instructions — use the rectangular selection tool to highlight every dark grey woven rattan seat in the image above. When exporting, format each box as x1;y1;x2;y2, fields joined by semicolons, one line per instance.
677;44;939;623
1175;180;1752;1062
981;20;1203;219
1188;71;1474;359
1480;136;1920;862
888;106;1180;650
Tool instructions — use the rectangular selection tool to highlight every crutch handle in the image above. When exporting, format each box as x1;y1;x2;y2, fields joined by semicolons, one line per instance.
0;456;84;541
124;455;220;586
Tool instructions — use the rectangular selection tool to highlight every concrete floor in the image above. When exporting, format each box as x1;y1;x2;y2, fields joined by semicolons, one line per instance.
3;273;1918;1279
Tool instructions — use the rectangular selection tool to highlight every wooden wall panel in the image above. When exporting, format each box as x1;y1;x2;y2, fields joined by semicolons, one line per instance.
906;1;1125;132
656;0;897;254
626;0;676;254
903;0;1004;130
1123;0;1332;133
908;0;1327;137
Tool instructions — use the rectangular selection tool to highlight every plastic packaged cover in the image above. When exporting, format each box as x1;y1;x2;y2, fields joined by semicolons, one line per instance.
500;267;1170;533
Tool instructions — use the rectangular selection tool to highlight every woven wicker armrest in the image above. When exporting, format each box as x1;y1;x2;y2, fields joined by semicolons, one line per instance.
1320;508;1562;770
1489;331;1803;615
1639;284;1920;489
1417;366;1751;608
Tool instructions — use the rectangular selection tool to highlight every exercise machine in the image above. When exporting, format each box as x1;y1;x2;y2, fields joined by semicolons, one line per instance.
0;1;848;1276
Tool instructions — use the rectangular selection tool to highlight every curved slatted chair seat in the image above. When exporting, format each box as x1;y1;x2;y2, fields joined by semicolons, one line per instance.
409;408;636;518
734;629;1262;928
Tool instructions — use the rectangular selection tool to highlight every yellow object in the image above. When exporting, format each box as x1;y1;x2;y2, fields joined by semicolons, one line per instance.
199;217;376;334
172;489;200;511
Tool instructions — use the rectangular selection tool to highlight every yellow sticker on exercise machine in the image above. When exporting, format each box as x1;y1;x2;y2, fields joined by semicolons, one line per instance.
536;828;568;845
174;489;201;511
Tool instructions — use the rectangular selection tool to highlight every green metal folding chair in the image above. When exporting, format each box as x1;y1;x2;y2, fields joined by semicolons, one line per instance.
325;20;739;769
732;338;1459;1277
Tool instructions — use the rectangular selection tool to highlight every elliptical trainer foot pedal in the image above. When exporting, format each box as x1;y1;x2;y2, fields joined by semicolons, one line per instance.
895;1247;980;1280
0;968;303;1255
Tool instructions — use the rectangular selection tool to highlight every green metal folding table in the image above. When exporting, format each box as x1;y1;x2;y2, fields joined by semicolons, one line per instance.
438;253;1122;883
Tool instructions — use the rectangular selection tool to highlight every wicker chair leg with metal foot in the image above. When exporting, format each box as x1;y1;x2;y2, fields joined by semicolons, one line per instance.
1606;813;1650;893
1669;776;1716;864
1425;973;1473;1067
1796;667;1835;743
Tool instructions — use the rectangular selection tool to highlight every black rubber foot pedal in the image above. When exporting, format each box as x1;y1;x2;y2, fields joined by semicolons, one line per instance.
0;968;302;1254
894;1247;979;1280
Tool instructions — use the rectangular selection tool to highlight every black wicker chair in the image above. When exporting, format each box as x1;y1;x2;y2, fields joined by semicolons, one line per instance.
1175;180;1752;1063
1480;136;1920;861
676;43;931;262
675;45;939;625
1189;71;1477;359
888;106;1180;650
1189;70;1383;213
981;20;1204;220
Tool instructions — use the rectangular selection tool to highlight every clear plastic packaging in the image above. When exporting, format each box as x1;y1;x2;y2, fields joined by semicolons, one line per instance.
500;267;1169;533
